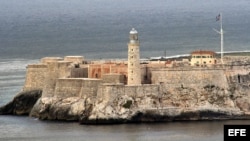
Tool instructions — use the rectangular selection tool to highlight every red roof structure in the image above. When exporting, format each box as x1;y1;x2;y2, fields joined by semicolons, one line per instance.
191;50;216;55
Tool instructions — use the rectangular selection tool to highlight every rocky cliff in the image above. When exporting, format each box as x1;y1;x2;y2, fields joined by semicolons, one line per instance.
0;90;42;115
12;81;249;124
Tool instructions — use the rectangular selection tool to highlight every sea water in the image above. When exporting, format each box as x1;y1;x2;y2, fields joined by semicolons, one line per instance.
0;0;250;140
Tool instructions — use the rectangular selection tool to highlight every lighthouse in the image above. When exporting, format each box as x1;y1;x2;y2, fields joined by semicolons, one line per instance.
127;28;141;85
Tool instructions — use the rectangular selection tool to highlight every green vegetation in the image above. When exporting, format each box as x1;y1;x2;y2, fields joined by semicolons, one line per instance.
122;100;133;109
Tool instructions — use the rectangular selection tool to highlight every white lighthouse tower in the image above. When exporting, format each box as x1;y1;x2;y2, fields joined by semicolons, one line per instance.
127;28;141;85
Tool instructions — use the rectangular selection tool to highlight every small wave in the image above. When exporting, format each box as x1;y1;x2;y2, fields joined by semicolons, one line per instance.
0;59;39;72
0;75;25;80
150;54;190;60
0;79;25;87
150;50;250;60
216;50;250;54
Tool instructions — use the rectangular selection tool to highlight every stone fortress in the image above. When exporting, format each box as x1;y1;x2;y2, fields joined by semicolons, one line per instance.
23;28;249;96
17;28;250;123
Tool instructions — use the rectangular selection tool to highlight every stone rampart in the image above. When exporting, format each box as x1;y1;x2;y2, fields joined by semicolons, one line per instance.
151;68;228;88
70;68;88;78
124;84;159;98
102;73;125;84
42;61;72;97
23;64;47;91
225;65;250;76
225;68;250;84
55;78;83;98
97;84;160;106
79;78;102;98
54;78;101;99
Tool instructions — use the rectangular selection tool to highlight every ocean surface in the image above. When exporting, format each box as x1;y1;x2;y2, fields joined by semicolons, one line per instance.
0;0;250;140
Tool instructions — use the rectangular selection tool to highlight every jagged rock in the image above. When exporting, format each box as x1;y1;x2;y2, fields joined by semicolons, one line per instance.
236;98;250;112
2;83;250;124
0;90;42;115
30;97;86;121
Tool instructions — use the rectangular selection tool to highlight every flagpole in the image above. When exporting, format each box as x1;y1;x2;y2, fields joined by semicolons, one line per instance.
220;13;224;64
214;13;224;65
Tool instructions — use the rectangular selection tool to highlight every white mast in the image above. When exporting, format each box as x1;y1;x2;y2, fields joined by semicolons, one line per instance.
220;13;224;64
214;13;224;64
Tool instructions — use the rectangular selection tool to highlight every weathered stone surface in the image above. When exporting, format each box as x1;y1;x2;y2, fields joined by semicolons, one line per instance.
30;97;87;121
77;84;250;124
0;90;42;115
236;98;250;112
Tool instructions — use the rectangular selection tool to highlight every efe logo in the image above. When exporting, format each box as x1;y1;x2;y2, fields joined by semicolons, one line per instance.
224;125;249;141
228;129;246;136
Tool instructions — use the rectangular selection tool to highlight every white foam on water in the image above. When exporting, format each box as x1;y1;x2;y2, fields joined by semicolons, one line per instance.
0;59;39;73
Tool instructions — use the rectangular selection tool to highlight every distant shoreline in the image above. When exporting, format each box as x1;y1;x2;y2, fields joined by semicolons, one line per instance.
221;51;250;56
150;50;250;61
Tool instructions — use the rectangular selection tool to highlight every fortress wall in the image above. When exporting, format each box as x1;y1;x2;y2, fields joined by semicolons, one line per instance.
57;61;72;77
98;84;125;103
224;56;250;75
225;67;250;84
141;66;151;84
88;64;102;78
226;65;250;75
97;84;122;103
110;64;127;74
23;64;47;91
54;78;101;99
54;78;83;98
124;84;160;98
42;61;72;97
102;73;125;84
97;84;160;106
151;68;228;88
70;68;88;78
100;65;112;78
79;79;102;98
